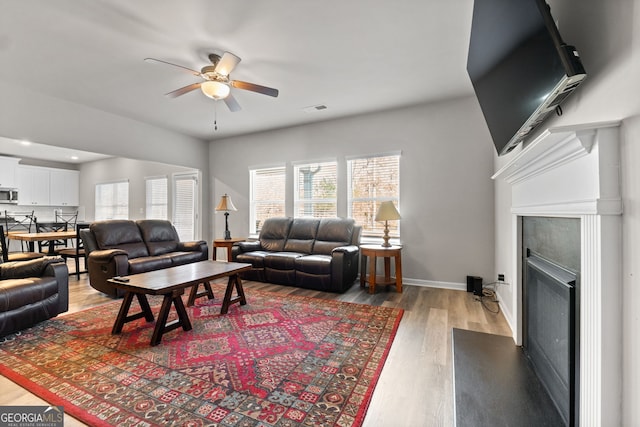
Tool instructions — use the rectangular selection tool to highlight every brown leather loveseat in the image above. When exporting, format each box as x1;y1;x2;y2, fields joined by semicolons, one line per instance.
81;219;208;297
232;217;361;293
0;257;69;339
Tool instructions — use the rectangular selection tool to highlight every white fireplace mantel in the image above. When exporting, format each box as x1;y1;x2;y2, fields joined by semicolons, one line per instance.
492;121;622;426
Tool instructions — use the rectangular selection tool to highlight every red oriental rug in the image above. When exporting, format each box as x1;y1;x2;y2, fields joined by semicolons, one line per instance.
0;283;403;427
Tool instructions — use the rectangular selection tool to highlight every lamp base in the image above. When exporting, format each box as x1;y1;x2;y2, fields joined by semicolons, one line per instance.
224;212;231;240
381;222;392;247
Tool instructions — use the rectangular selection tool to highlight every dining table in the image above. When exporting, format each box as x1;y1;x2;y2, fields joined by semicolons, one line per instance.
8;230;77;255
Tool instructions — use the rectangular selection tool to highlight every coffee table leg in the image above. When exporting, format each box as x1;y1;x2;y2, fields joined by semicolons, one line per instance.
151;290;193;346
221;274;247;314
112;292;154;334
187;281;215;306
112;292;134;334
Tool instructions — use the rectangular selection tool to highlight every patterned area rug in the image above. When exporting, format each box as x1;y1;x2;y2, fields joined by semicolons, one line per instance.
0;284;403;426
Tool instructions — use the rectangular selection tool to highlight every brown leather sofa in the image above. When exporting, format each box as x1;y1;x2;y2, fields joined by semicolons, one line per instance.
81;219;208;297
232;217;361;293
0;256;69;339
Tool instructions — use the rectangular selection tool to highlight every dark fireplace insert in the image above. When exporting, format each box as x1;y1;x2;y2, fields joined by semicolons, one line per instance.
522;217;580;427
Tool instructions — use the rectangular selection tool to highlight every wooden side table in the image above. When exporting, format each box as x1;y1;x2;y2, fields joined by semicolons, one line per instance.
360;244;403;294
212;238;245;261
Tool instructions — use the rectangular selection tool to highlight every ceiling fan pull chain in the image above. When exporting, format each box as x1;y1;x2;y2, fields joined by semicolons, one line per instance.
214;102;218;131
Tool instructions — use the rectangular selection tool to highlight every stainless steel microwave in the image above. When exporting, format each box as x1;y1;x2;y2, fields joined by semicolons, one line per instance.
0;188;18;204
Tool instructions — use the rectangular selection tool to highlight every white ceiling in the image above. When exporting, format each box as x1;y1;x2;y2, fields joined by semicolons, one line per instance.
0;0;476;159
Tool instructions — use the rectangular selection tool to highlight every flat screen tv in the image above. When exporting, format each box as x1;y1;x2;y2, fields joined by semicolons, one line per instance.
467;0;586;156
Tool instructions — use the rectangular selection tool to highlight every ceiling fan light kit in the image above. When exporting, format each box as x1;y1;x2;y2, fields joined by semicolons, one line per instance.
201;80;230;100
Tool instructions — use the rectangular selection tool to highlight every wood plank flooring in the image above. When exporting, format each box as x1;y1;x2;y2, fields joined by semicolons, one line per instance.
0;263;512;427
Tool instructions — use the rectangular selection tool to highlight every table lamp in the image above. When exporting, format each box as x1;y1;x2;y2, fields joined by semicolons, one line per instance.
215;194;237;240
374;201;401;247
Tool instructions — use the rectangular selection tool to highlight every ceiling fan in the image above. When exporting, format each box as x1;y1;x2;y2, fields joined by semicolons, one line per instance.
144;51;279;112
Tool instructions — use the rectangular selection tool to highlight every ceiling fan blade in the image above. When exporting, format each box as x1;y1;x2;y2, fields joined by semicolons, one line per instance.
224;93;242;112
230;80;279;97
165;82;202;98
144;57;201;76
214;52;241;76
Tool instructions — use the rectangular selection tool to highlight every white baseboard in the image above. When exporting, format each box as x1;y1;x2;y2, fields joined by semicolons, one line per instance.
402;277;466;291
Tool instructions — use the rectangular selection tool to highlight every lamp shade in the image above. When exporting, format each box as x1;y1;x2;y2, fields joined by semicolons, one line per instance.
201;80;231;100
375;201;401;222
215;194;237;212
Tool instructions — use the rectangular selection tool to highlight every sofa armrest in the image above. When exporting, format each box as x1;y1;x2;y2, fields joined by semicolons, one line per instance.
86;249;130;297
44;260;70;314
0;256;66;280
88;249;128;263
330;245;360;292
236;241;261;253
332;245;360;256
177;240;209;258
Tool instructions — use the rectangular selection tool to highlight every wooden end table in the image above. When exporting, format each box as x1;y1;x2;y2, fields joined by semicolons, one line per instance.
360;244;403;294
213;238;246;261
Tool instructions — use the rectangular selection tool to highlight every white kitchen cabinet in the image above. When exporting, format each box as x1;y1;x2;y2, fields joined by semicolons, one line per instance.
50;169;79;206
0;156;20;188
16;166;50;206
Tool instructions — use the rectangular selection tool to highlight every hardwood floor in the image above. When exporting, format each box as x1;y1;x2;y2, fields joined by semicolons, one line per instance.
0;263;512;427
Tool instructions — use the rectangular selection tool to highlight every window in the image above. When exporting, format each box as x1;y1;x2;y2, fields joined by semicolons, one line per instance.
294;161;337;218
173;173;198;241
250;166;286;234
95;180;129;220
348;153;400;237
145;176;168;219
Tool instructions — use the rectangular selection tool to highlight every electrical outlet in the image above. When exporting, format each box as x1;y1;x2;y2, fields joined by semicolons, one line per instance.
498;274;505;282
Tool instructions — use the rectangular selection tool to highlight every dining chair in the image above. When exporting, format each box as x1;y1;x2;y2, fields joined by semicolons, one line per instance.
34;221;69;253
3;210;36;252
55;211;78;244
0;225;45;263
56;223;89;279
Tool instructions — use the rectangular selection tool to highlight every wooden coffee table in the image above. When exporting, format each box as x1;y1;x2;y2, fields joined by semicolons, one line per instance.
108;260;251;346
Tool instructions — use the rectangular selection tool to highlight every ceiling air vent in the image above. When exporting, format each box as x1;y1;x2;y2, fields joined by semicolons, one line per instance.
302;104;328;113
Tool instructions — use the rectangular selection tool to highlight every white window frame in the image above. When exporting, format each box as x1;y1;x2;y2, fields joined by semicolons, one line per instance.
293;159;337;218
249;165;286;234
347;152;401;238
145;175;168;220
172;172;199;241
95;180;129;221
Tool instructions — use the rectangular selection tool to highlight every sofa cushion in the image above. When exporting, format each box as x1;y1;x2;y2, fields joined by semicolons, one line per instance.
236;251;271;269
295;254;332;275
91;220;149;259
313;218;355;255
265;252;304;270
169;251;206;266
136;220;180;256
259;217;293;252
283;218;320;254
128;255;173;274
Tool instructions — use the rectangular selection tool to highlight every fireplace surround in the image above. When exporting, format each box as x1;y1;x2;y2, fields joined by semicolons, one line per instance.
493;121;622;426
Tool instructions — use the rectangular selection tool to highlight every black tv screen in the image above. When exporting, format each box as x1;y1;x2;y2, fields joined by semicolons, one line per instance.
467;0;586;155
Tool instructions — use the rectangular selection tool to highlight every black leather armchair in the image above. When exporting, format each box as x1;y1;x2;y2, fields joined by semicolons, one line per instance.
0;256;69;338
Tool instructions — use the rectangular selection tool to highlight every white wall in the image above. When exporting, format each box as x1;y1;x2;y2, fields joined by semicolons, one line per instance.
492;0;640;424
209;97;496;286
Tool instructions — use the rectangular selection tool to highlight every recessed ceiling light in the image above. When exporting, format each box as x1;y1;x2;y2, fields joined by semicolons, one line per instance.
20;140;31;146
70;156;79;160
